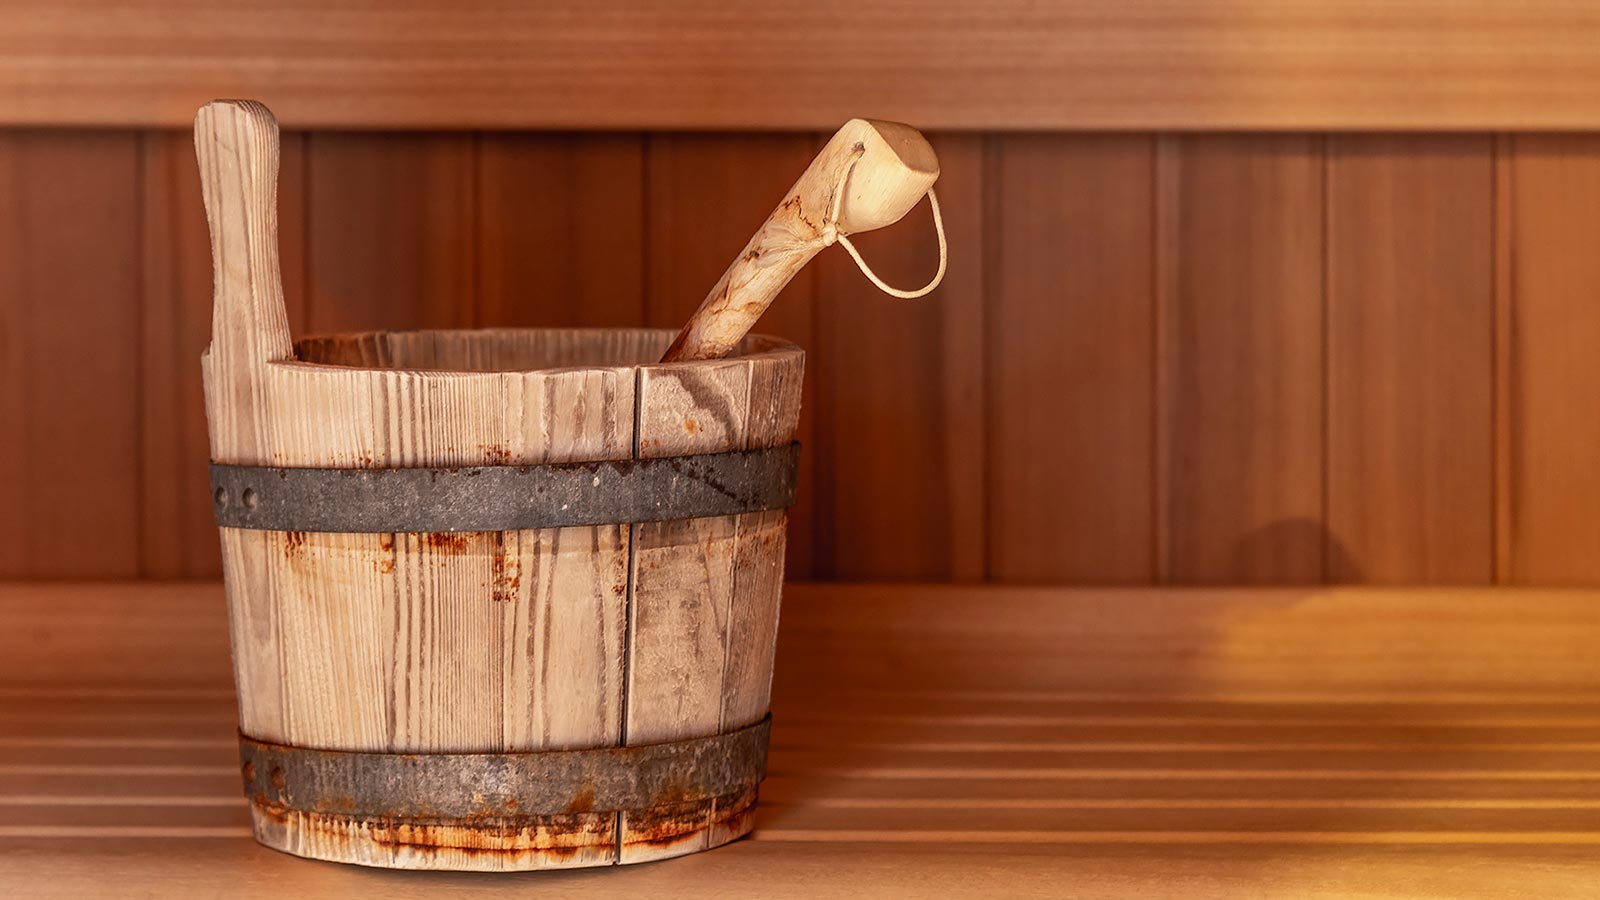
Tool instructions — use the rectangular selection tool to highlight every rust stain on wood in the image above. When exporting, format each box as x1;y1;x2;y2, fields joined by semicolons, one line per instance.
489;533;520;602
423;532;470;554
251;801;619;864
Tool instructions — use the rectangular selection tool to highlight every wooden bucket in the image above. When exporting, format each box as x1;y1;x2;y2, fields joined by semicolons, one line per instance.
197;101;801;870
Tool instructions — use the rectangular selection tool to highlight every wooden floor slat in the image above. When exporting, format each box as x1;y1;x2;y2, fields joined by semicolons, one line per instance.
1;582;1599;896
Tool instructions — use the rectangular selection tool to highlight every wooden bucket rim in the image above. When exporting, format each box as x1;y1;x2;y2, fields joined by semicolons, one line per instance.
213;326;803;378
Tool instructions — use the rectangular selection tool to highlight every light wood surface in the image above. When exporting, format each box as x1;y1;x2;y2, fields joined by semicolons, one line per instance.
660;119;939;363
11;1;1600;130
644;134;823;577
142;128;305;578
622;350;798;860
6;130;1600;585
3;580;1600;897
194;101;801;868
205;322;799;867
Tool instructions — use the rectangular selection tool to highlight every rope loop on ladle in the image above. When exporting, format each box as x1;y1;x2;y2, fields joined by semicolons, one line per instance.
836;189;946;299
825;146;948;300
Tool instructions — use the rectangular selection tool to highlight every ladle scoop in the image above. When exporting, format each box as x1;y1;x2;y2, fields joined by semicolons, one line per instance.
660;119;942;363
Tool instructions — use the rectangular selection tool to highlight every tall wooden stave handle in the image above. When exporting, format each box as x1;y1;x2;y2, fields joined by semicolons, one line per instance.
660;119;939;363
194;100;292;462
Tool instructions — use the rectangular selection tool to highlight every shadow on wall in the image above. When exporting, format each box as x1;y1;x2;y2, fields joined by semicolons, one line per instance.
1222;516;1364;584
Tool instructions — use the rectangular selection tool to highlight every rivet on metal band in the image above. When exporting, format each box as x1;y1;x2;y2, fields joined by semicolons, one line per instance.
239;716;771;819
210;443;799;533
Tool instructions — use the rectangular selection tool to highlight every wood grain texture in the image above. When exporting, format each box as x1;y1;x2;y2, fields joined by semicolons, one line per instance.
1159;136;1325;584
217;334;643;868
140;129;306;578
1506;137;1600;584
813;135;985;580
0;131;141;577
203;326;796;867
627;359;750;746
1326;137;1494;583
1492;137;1515;585
659;119;938;363
201;105;730;869
645;134;820;578
477;134;644;328
6;581;1600;898
6;124;1600;585
988;135;1155;582
622;342;800;861
12;1;1600;130
304;132;475;333
721;347;803;730
10;580;1600;697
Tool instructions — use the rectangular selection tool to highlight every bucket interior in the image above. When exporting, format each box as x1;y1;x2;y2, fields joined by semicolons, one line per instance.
293;327;789;374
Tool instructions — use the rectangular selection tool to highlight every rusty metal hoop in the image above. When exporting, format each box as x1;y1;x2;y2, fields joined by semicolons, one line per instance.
240;717;771;819
211;444;799;533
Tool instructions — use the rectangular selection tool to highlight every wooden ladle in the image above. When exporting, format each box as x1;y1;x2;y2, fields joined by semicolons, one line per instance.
659;119;941;363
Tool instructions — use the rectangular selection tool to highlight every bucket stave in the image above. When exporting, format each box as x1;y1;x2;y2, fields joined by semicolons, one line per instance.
198;101;800;870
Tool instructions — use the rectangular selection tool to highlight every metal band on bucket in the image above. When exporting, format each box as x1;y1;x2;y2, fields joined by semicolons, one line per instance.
210;443;798;533
240;716;770;819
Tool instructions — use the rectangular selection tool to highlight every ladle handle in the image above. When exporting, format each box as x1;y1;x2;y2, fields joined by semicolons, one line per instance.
660;118;939;363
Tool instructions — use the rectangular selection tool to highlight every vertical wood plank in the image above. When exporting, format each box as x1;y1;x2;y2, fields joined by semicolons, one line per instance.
220;530;285;740
1160;135;1325;583
813;134;985;580
141;129;306;578
498;524;629;749
478;134;645;328
7;126;1592;589
645;134;818;578
1492;136;1515;585
1508;136;1600;583
988;135;1155;583
623;357;751;862
0;131;141;577
386;531;505;751
305;133;475;332
1325;136;1494;583
0;134;24;576
273;531;395;749
720;351;803;731
711;347;803;847
497;365;632;760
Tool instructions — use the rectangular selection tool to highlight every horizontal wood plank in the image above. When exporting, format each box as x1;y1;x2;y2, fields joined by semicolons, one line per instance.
2;581;1600;896
8;1;1600;130
6;582;1599;695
